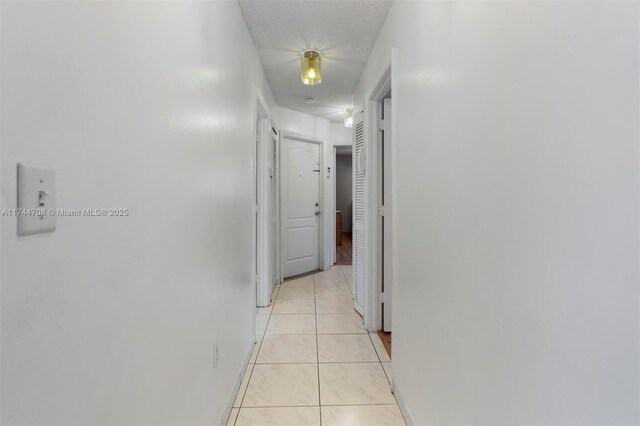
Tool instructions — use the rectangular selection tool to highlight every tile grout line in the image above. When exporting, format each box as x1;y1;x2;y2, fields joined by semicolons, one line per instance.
367;331;401;418
314;272;323;425
339;265;353;296
253;361;383;365
235;287;276;425
367;331;391;383
235;403;400;408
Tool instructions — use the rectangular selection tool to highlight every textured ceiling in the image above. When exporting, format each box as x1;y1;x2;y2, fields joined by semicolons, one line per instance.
239;0;393;123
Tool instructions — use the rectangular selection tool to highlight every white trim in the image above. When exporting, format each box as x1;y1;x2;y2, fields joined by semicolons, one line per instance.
273;128;282;284
218;336;254;426
363;49;398;331
256;118;272;307
255;91;272;307
392;379;415;426
279;131;326;277
280;131;324;146
389;59;399;335
333;146;337;265
256;88;271;122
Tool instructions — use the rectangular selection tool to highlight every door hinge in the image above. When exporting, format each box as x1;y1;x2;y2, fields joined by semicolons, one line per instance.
378;205;385;216
379;292;385;303
378;119;385;132
255;203;261;213
256;274;260;284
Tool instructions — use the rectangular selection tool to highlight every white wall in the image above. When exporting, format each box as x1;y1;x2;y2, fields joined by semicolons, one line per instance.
330;122;353;146
354;1;639;424
1;1;275;424
277;107;330;142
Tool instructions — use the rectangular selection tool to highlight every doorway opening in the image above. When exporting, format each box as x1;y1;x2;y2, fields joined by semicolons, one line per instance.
335;146;353;266
379;94;392;340
255;93;276;309
363;59;395;359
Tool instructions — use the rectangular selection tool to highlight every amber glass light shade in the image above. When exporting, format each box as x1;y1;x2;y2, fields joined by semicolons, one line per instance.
301;51;322;85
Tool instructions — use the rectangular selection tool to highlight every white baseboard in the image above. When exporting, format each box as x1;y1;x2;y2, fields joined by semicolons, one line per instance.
217;337;255;425
393;378;414;426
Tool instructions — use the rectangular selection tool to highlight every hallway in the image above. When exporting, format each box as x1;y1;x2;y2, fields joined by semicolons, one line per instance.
228;267;401;425
2;1;639;425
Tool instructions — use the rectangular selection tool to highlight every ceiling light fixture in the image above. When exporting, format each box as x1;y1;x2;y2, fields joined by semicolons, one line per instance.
301;50;322;85
344;108;353;128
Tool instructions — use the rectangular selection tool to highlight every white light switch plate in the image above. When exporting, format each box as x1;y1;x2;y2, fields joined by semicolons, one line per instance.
17;162;56;236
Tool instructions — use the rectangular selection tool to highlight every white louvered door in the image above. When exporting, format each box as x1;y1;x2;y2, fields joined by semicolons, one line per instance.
353;114;366;315
271;132;281;286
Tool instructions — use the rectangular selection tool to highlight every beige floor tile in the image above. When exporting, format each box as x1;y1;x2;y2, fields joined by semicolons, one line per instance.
314;274;347;287
266;314;316;334
318;334;379;362
369;332;391;362
382;361;392;383
257;305;272;315
315;283;350;294
236;407;320;426
257;334;317;363
233;364;254;407
277;286;315;300
340;267;353;292
315;298;356;314
281;282;315;293
340;265;352;275
317;314;365;334
319;363;396;405
226;408;240;425
249;339;262;363
256;315;269;337
315;286;352;299
315;268;343;278
282;275;314;287
243;364;319;407
272;298;315;314
271;284;280;299
321;405;405;426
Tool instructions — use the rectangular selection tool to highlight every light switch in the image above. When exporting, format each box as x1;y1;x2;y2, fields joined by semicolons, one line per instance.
17;162;56;236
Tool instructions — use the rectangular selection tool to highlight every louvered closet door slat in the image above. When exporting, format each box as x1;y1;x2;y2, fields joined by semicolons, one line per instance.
353;118;366;315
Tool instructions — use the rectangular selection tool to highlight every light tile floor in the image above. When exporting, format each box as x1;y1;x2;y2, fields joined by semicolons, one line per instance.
228;266;405;426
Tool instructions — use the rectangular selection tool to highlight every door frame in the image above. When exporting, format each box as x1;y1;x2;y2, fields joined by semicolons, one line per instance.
255;90;272;308
279;131;325;278
333;146;337;265
379;97;393;332
363;49;398;332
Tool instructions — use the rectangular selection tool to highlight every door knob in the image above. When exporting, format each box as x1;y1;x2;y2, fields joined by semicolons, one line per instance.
315;210;321;216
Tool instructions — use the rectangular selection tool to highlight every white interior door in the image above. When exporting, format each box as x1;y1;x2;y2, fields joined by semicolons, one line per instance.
282;137;321;278
382;98;392;332
353;115;366;315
